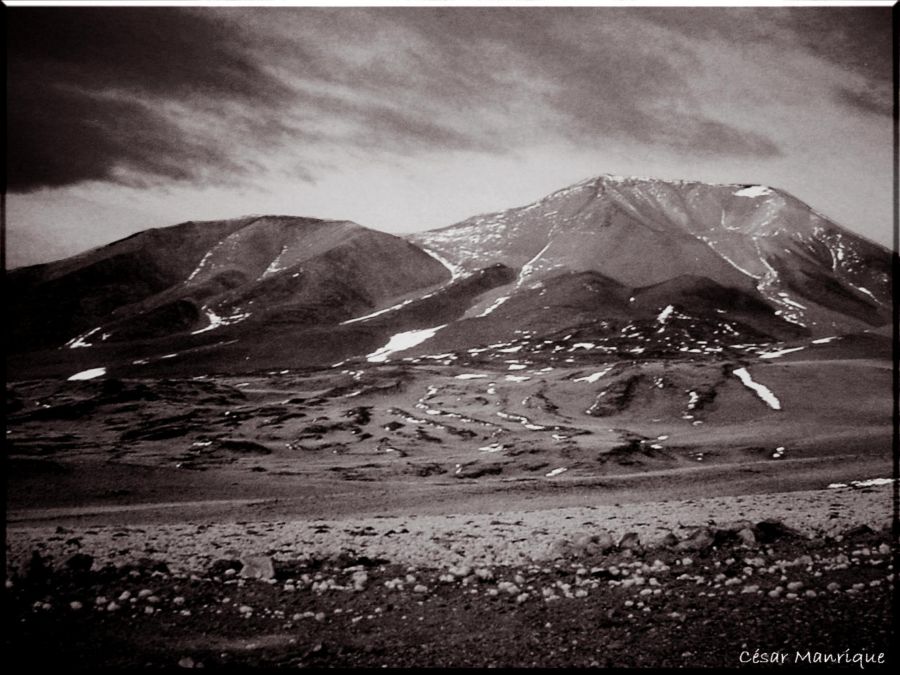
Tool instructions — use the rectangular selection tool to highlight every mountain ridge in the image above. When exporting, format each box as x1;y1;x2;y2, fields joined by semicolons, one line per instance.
6;173;892;378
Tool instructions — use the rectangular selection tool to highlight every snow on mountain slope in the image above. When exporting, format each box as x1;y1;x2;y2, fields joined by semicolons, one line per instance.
7;173;891;378
409;174;890;337
8;216;450;352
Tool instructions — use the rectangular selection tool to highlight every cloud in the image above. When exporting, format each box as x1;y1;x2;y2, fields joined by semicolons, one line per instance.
6;7;296;192
8;6;798;194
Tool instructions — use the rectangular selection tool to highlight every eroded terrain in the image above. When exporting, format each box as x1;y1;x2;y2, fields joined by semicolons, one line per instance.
5;335;895;669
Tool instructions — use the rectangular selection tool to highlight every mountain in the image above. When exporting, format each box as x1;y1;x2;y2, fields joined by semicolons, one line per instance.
8;215;450;352
408;174;891;337
6;175;892;379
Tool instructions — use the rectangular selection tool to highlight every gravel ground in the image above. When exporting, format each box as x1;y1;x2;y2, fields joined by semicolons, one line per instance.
6;483;893;576
4;483;897;669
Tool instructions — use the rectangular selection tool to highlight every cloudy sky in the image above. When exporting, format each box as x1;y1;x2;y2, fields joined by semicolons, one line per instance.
5;2;893;268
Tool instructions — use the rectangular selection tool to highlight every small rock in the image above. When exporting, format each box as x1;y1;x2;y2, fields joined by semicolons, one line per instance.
351;571;369;591
178;656;195;669
69;601;83;610
475;568;494;581
413;584;428;594
786;581;803;592
826;582;841;592
618;532;642;553
452;565;472;579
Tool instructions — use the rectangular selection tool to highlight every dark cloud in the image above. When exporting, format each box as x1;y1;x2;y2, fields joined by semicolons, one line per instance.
6;7;296;192
641;6;891;122
641;6;890;82
8;6;794;193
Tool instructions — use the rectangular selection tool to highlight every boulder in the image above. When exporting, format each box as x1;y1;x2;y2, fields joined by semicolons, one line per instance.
239;555;276;580
736;528;757;547
842;524;875;539
551;530;616;559
657;531;680;548
754;519;801;543
618;532;642;553
675;527;715;553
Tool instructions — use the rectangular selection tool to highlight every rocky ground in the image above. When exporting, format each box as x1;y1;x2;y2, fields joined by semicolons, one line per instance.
5;485;896;669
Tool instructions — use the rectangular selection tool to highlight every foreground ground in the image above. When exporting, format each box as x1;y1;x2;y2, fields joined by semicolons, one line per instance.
5;345;897;669
5;483;897;669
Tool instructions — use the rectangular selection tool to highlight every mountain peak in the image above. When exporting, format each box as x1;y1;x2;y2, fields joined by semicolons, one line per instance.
410;173;891;337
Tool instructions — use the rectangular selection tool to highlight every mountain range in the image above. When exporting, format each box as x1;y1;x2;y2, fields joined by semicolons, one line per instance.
7;174;892;380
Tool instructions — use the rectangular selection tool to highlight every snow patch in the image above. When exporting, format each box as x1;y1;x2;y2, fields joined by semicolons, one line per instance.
732;367;781;410
734;185;772;198
517;242;552;287
66;327;102;349
811;336;840;345
573;367;613;383
758;346;805;359
187;250;214;281
828;477;894;489
342;298;416;325
852;285;879;302
455;374;488;380
545;467;568;478
477;296;510;317
422;247;465;281
191;307;252;334
657;305;675;323
68;367;107;381
260;245;289;279
366;325;446;363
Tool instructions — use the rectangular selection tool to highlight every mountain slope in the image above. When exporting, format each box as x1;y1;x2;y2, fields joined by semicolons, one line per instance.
8;216;451;353
6;173;891;379
409;175;891;337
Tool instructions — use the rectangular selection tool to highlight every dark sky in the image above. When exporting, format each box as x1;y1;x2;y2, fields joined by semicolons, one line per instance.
5;3;894;267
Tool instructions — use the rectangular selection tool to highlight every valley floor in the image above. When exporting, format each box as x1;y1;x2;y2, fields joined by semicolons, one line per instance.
5;349;896;669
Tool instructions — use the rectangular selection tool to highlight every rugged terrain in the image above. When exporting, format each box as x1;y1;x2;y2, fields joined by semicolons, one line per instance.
6;174;892;381
5;174;896;668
